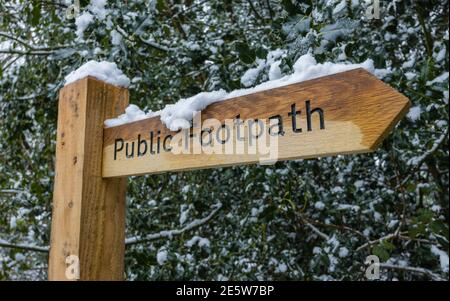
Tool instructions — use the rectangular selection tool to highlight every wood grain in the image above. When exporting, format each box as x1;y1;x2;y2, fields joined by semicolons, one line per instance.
103;68;410;178
49;77;128;280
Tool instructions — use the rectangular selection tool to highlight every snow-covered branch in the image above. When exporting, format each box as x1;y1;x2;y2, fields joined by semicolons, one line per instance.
0;240;49;253
303;215;368;241
114;26;172;52
0;204;222;253
356;233;398;252
298;213;330;241
0;31;71;52
356;231;434;252
125;203;222;246
379;263;446;281
138;36;172;52
408;127;448;167
0;49;56;56
0;189;25;195
394;128;448;190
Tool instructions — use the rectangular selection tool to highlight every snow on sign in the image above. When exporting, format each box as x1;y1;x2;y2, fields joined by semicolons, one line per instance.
102;68;410;178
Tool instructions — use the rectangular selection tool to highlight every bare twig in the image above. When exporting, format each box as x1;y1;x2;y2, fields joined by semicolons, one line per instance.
298;213;330;241
396;128;448;189
246;0;262;19
305;216;368;242
379;263;446;281
356;233;398;252
266;0;274;20
1;54;22;71
115;26;172;52
393;168;407;237
356;231;435;252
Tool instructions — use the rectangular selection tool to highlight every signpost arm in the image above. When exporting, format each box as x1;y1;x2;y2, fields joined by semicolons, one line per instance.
48;77;128;280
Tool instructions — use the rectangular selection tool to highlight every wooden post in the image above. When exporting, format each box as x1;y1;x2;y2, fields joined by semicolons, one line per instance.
48;77;128;280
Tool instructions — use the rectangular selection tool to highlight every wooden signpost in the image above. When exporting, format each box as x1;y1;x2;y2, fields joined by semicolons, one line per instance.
49;68;410;280
103;69;410;177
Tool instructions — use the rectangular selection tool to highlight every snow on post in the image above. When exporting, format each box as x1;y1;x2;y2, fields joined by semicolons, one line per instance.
64;60;130;88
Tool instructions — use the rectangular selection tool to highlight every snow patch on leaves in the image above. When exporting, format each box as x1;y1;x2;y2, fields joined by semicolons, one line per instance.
431;245;449;273
427;72;449;86
111;29;122;46
75;0;108;40
185;236;211;249
407;106;421;122
156;249;168;265
75;13;94;40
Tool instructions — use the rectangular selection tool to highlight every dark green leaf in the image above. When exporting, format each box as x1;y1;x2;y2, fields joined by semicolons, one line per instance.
372;245;390;262
235;42;256;64
256;47;268;59
281;0;296;15
418;209;433;223
30;1;41;26
156;0;166;12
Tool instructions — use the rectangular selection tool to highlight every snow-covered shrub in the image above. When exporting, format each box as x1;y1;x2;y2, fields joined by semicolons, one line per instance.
0;0;448;280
